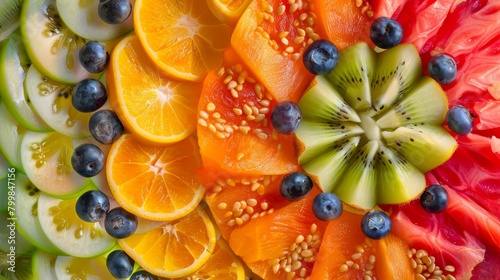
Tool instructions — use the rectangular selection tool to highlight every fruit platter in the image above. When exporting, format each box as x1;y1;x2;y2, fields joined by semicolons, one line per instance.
1;0;499;279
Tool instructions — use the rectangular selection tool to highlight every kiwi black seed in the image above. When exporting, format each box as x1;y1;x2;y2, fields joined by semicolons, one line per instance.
295;42;457;209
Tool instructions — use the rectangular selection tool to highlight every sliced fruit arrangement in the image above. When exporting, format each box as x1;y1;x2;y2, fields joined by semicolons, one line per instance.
296;42;456;209
1;0;500;279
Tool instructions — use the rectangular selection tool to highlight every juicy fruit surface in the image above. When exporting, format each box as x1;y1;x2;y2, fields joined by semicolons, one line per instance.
3;0;500;279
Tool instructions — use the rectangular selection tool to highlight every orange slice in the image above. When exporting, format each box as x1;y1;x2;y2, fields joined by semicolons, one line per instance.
134;0;231;82
207;0;253;25
107;34;202;144
118;206;217;278
106;134;205;221
176;238;246;280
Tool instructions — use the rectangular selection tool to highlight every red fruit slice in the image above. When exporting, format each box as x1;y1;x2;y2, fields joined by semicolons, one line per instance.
231;0;317;102
389;199;486;280
471;246;500;280
197;48;299;176
228;188;327;279
311;211;415;280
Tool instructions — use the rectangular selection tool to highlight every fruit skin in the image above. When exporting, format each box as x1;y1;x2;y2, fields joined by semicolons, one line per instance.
271;101;303;135
71;143;105;178
106;250;134;279
129;270;158;280
280;171;313;201
428;53;457;85
420;184;449;213
89;110;124;144
312;192;343;221
446;105;474;135
98;0;132;24
104;207;138;239
370;17;403;49
79;41;109;74
72;78;108;113
303;39;340;75
75;190;110;222
361;210;392;240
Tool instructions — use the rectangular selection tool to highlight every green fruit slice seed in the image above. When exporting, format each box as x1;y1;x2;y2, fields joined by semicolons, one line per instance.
296;42;457;209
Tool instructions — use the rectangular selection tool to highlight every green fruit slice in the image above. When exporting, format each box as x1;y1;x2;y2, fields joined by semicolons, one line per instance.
25;65;91;137
20;0;99;84
20;131;90;198
37;192;116;258
296;43;457;209
0;0;22;42
14;173;63;255
0;31;51;132
0;212;34;255
0;155;11;212
56;0;134;41
32;249;57;280
0;100;26;173
0;249;33;280
55;255;115;279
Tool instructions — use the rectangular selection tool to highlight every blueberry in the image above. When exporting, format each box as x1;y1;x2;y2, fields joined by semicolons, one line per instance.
79;41;109;74
446;105;473;135
75;190;110;222
280;171;313;201
129;270;158;280
72;78;107;113
271;101;302;134
370;17;403;49
71;143;105;177
420;184;449;213
105;207;138;239
312;192;343;221
302;39;339;75
428;53;457;85
106;250;134;279
361;210;391;240
98;0;132;24
89;110;124;144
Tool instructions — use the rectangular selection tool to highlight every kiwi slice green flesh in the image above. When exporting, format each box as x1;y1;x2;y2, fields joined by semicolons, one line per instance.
0;250;33;280
295;42;457;209
0;0;22;42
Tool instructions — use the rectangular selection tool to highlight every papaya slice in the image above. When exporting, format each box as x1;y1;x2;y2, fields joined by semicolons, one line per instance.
310;211;415;280
231;0;318;102
197;48;299;176
228;187;327;279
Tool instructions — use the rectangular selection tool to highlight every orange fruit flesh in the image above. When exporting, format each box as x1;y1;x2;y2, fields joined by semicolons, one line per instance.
107;34;202;144
134;0;231;81
118;206;217;278
313;0;374;50
231;0;316;102
106;134;205;221
197;48;299;176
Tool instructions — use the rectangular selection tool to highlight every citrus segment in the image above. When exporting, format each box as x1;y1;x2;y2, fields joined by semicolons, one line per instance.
118;206;217;278
107;34;202;144
107;134;205;221
176;238;246;280
207;0;253;25
134;0;231;81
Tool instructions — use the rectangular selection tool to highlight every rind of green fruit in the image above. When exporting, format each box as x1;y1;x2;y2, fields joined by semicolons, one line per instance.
37;193;116;258
0;249;33;279
25;65;91;138
13;172;63;255
20;0;99;84
31;249;57;280
0;0;22;42
0;155;10;212
0;100;26;173
0;31;51;132
20;131;90;198
0;212;34;255
56;0;134;41
296;43;456;209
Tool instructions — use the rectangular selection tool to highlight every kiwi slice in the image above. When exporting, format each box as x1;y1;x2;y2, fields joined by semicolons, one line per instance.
296;42;457;209
0;0;22;42
0;250;33;280
20;0;99;84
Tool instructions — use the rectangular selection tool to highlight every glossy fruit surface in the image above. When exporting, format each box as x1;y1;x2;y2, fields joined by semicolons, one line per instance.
71;143;105;178
75;190;110;222
72;78;108;113
270;101;302;135
302;39;339;75
370;16;403;49
361;211;392;240
104;207;138;238
446;105;474;135
280;171;313;201
98;0;132;24
428;53;457;85
89;110;124;144
106;250;134;279
312;192;343;221
79;41;109;74
420;184;449;213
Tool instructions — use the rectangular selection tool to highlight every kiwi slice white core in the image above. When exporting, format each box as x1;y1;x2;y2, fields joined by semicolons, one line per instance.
296;42;457;209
